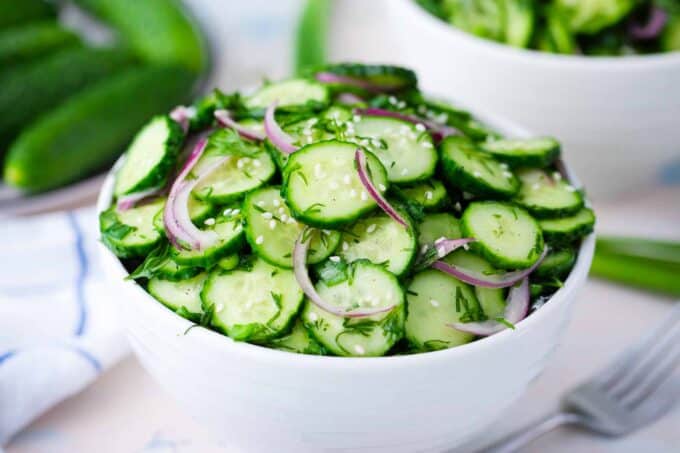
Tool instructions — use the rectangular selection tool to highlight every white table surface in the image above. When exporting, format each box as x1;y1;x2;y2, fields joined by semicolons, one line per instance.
5;187;679;453
4;1;680;451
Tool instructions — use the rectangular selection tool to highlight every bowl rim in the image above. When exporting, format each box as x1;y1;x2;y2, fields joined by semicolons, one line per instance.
97;103;595;370
391;0;680;69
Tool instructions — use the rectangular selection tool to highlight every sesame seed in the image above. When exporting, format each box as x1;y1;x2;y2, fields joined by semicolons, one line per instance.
435;237;446;244
462;243;470;251
354;345;366;355
262;212;273;219
269;220;277;229
350;189;357;198
401;168;409;176
422;142;433;149
415;123;426;132
532;183;541;191
329;256;341;263
388;96;397;105
232;209;240;215
503;171;513;178
257;201;266;207
430;299;440;308
323;229;331;235
425;191;433;200
421;244;429;254
378;183;387;191
353;115;361;122
473;171;482;178
204;217;215;226
287;217;297;225
273;199;280;207
255;235;264;245
360;191;368;201
216;303;224;312
280;214;289;223
308;312;318;321
553;172;562;181
237;159;245;169
500;163;509;170
565;185;576;192
253;159;262;167
343;174;352;185
303;129;312;136
342;241;349;251
278;207;286;214
397;101;406;109
455;202;462;211
366;224;377;233
223;208;232;216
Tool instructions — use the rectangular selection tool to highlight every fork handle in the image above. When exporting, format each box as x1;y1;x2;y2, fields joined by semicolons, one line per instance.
481;411;582;453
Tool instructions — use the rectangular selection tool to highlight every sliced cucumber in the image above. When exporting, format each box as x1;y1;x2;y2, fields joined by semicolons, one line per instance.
417;213;462;248
155;256;202;281
442;250;506;319
317;63;418;92
338;211;417;276
302;260;405;357
514;168;583;218
398;179;448;211
539;208;595;245
243;186;341;268
148;273;207;315
245;78;329;109
351;116;437;183
268;319;326;355
114;116;184;197
99;198;165;258
153;195;213;232
535;248;576;279
480;137;560;168
193;150;276;203
405;269;479;351
440;136;519;198
461;201;544;269
282;140;389;228
171;214;244;267
204;258;304;342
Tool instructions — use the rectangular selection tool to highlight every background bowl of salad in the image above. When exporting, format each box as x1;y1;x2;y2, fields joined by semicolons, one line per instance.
96;63;595;453
388;0;680;199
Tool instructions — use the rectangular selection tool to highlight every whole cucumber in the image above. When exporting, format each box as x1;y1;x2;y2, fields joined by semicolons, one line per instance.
4;65;195;192
0;46;135;149
0;0;56;29
74;0;207;74
0;21;81;70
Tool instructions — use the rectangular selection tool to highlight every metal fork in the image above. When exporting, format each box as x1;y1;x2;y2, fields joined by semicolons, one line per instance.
482;303;680;453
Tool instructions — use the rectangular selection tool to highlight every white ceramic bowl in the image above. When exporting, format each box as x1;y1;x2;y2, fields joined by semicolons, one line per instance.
387;0;680;200
97;111;595;453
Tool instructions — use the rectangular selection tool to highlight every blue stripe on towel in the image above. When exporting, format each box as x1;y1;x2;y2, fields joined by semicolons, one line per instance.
0;346;101;372
66;212;89;336
0;350;16;365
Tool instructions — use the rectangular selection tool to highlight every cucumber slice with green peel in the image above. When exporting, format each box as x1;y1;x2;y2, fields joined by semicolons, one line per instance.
204;258;304;342
417;213;462;249
461;201;544;269
171;214;244;267
153;196;213;232
316;63;418;92
535;248;576;279
405;269;480;351
514;168;583;218
480;137;560;168
244;78;329;109
338;211;417;276
244;186;341;268
302;260;405;357
351;116;437;183
282;140;389;228
440;136;519;198
99;198;165;258
442;250;506;319
398;179;448;211
193;150;276;203
148;273;207;314
539;208;595;245
268;319;327;355
114;116;184;197
216;254;240;271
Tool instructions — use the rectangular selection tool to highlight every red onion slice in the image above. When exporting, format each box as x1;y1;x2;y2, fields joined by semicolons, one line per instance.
170;105;194;133
355;148;408;229
264;101;297;154
336;92;365;105
163;138;226;250
354;107;458;141
432;246;549;289
447;278;530;336
214;109;265;141
293;230;396;319
630;7;668;40
116;186;162;211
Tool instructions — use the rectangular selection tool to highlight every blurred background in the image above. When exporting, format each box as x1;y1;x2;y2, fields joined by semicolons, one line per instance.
0;1;678;452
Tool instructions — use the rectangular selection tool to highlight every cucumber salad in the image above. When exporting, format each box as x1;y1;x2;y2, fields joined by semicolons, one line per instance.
100;63;595;357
